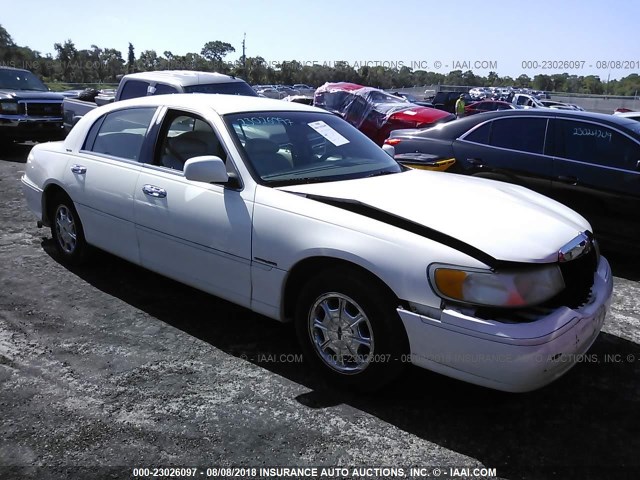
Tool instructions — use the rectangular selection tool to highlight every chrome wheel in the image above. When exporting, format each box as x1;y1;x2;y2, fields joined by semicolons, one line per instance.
55;205;77;254
308;292;374;374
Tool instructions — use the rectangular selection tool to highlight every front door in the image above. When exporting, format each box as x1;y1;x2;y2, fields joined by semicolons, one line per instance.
133;109;254;306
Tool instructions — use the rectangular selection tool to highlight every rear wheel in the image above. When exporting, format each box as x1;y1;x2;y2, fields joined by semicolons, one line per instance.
295;267;408;391
49;194;89;265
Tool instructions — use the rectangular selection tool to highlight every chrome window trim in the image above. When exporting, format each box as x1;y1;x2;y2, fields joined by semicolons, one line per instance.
458;115;553;157
550;155;640;175
457;115;640;173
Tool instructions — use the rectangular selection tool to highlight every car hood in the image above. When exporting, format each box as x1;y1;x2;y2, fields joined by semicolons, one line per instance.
0;90;64;101
278;169;590;264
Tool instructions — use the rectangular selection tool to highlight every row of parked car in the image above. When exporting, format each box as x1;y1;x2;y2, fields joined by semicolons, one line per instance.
4;64;638;255
255;81;638;255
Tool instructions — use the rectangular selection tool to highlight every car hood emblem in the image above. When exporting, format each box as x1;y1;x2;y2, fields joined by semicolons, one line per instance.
558;232;591;262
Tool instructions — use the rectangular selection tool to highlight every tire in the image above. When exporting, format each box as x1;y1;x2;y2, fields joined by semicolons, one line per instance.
295;267;408;392
49;193;89;265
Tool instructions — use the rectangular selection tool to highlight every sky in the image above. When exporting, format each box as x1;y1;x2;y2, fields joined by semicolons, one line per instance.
3;0;639;81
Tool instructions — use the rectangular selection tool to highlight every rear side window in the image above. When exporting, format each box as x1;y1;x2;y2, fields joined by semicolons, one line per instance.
555;119;640;170
489;117;547;154
119;80;150;100
88;107;156;161
153;83;179;95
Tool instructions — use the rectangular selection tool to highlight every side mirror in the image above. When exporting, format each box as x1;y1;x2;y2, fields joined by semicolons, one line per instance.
184;156;229;183
382;144;395;158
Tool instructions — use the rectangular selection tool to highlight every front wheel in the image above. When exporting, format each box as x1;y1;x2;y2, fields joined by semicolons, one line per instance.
50;194;89;265
295;267;408;391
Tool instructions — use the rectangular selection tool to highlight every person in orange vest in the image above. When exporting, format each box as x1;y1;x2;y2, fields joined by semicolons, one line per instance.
455;94;466;119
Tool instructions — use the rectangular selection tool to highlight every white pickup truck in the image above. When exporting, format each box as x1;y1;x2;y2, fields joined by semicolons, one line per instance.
62;70;257;132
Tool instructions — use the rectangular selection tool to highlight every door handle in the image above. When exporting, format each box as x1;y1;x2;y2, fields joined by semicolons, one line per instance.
142;184;167;198
467;158;484;167
70;164;87;174
556;175;578;185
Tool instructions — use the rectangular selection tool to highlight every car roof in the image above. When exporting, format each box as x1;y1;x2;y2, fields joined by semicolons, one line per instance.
123;70;247;87
112;92;327;115
615;111;640;119
0;65;31;73
63;93;332;152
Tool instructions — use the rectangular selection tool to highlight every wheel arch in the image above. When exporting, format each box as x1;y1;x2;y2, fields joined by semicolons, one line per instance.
41;182;72;227
282;256;403;322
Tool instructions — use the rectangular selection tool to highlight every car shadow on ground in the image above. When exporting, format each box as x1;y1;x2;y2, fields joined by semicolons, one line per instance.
43;240;640;479
1;142;33;163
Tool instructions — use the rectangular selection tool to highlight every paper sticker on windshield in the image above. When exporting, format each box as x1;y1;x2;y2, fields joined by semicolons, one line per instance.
308;121;350;146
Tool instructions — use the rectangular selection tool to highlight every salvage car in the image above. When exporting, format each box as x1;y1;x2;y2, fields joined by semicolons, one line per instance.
22;94;612;393
386;109;640;250
314;82;453;145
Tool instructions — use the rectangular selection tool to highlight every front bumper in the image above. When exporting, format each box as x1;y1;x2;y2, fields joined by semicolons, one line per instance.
398;256;613;392
0;115;65;141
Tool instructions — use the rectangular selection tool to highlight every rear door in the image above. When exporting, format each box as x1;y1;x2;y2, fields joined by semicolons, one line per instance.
550;118;640;245
453;116;554;196
64;106;158;263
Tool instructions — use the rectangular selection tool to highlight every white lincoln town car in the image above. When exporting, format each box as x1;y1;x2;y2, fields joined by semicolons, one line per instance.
21;94;613;392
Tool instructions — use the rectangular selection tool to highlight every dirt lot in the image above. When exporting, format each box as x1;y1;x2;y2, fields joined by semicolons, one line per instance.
1;143;639;480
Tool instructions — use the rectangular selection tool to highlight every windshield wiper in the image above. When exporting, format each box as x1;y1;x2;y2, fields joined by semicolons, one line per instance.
366;169;397;178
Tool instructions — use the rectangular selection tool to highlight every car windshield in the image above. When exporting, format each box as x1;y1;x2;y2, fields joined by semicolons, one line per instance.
0;69;48;91
184;82;258;96
225;111;402;186
367;90;407;105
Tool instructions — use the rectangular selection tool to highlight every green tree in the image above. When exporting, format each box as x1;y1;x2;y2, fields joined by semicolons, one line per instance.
201;40;235;71
54;39;78;82
127;42;135;74
137;50;161;71
486;71;500;86
515;74;532;88
532;74;551;91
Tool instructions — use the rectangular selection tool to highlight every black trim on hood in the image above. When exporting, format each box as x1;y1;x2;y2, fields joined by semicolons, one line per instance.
303;194;502;268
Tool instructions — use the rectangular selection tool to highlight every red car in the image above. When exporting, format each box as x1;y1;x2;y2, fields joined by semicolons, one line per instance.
314;82;454;145
464;100;517;116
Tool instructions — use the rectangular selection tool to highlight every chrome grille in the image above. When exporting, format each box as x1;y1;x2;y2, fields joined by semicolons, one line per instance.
22;102;63;117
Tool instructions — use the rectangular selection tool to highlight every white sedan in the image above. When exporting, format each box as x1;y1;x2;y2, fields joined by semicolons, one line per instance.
21;94;613;392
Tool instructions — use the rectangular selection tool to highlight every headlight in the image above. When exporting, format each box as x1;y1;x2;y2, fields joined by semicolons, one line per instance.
428;263;565;308
0;101;19;114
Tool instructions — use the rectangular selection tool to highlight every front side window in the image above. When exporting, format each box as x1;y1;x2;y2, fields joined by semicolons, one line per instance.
89;107;156;161
555;119;640;170
225;111;402;185
119;80;150;100
155;111;223;171
152;83;179;95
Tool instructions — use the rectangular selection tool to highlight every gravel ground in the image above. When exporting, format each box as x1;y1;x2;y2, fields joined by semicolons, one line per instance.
0;143;639;480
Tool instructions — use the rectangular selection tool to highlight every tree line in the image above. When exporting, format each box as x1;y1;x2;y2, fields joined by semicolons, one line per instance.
1;24;639;96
